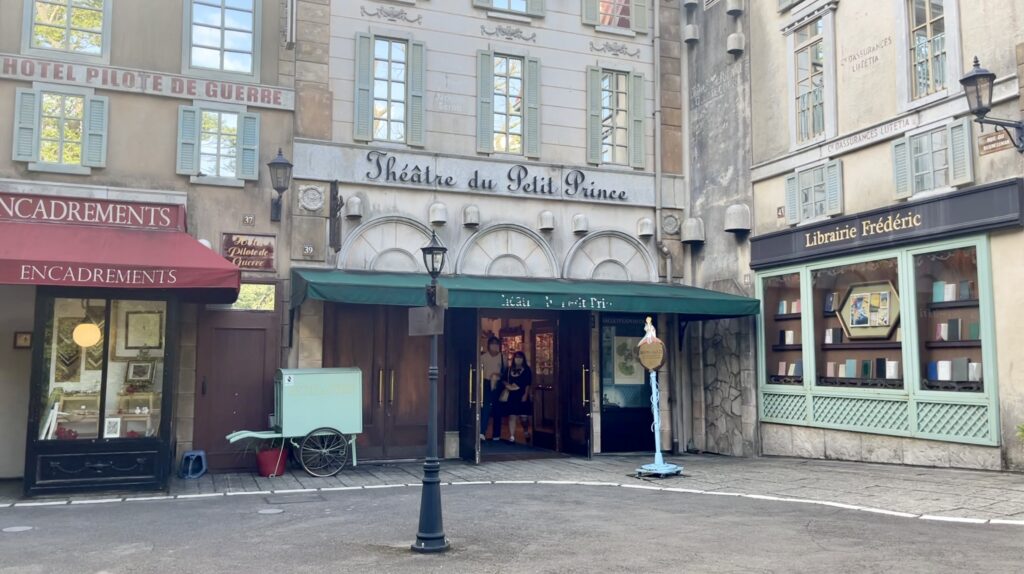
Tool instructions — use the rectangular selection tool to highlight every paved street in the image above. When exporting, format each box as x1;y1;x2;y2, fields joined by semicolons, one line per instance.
2;481;1023;573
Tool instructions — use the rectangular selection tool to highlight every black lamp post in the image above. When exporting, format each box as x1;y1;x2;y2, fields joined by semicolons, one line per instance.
959;57;1024;153
412;231;450;554
267;148;293;222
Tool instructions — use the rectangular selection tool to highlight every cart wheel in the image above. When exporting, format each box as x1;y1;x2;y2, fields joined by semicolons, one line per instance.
298;427;349;477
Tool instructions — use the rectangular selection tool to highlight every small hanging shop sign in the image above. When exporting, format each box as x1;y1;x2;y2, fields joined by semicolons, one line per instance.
222;233;276;272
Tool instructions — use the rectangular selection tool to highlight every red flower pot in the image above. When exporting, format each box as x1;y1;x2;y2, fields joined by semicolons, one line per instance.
256;447;287;477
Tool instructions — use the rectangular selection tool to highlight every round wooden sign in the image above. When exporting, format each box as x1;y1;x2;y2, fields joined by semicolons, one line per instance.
638;340;666;371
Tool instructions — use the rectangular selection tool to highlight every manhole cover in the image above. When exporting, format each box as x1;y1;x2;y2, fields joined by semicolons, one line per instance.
258;509;284;515
2;526;33;533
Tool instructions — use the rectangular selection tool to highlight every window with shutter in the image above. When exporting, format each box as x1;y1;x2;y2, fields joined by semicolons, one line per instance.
892;119;973;198
476;50;495;154
355;35;423;145
23;0;112;63
82;95;108;168
15;87;106;174
785;162;840;225
176;105;200;176
524;57;541;159
784;173;799;225
479;0;545;16
179;104;259;185
12;88;39;163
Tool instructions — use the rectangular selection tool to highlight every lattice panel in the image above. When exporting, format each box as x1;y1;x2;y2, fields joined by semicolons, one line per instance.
916;403;990;440
812;396;910;431
761;393;806;422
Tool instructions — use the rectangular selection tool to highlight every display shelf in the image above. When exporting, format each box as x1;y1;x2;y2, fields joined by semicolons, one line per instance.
921;379;983;392
816;377;904;389
927;299;979;311
774;313;802;321
767;375;803;386
771;344;803;352
821;342;902;350
924;340;981;349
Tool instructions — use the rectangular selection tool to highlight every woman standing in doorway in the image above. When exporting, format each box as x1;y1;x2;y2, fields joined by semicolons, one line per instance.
502;351;533;443
479;337;504;441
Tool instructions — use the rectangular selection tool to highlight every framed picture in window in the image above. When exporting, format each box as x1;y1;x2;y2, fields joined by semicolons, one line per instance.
126;361;155;385
13;331;32;349
837;281;900;339
103;417;122;439
111;301;166;360
125;311;163;349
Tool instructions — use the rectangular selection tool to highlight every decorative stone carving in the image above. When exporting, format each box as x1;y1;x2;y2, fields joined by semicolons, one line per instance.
480;24;536;42
463;205;480;228
589;41;641;59
360;5;422;24
564;231;658;282
457;224;558;278
298;185;325;212
339;216;435;272
662;214;681;235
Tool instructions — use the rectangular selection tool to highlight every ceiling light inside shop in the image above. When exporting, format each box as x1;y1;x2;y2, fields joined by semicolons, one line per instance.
73;322;102;347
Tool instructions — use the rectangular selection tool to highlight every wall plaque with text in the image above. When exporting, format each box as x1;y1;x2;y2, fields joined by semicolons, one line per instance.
222;233;276;272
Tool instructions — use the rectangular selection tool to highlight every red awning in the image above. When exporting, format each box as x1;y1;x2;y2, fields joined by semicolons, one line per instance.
0;221;240;302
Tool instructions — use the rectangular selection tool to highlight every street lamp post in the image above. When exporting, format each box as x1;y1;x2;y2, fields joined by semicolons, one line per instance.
959;57;1024;154
267;148;293;222
412;231;450;553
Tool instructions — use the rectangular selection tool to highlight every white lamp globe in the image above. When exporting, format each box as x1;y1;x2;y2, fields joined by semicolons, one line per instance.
72;322;101;347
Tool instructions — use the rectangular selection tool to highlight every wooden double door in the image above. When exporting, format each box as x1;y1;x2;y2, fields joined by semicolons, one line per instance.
326;304;432;460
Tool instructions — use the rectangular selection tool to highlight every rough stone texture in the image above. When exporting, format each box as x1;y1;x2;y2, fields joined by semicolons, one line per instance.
861;434;903;464
790;426;826;459
760;422;792;455
174;304;198;463
295;82;333;140
296;40;329;65
297;299;324;369
948;442;1001;471
295;61;329;84
297;1;329;22
823;429;862;461
296;20;329;45
902;438;951;467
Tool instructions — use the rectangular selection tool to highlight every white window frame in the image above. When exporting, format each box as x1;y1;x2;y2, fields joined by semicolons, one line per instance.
189;99;247;187
371;36;409;145
27;82;96;176
783;1;837;151
21;0;113;64
902;119;953;198
181;0;261;83
895;0;962;112
789;158;832;226
492;53;526;155
599;68;631;166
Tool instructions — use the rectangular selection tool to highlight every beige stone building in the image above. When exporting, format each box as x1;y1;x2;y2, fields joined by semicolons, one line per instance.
0;0;299;494
744;0;1024;470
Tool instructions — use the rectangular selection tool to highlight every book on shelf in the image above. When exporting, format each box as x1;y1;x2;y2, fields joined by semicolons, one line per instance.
826;362;836;377
947;319;961;342
787;363;797;376
932;281;946;303
874;358;887;379
885;360;899;380
845;359;857;377
792;299;801;314
793;360;803;377
778;330;786;345
968;322;981;341
937;360;952;381
777;300;787;314
825;329;833;344
927;361;938;380
943;283;957;302
968;362;982;382
824;292;836;313
935;323;948;342
838;363;847;378
895;327;902;342
777;361;787;376
785;330;795;345
952;358;969;381
860;359;871;378
958;280;973;300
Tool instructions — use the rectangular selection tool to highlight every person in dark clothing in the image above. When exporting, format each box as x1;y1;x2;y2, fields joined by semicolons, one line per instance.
479;337;505;441
501;351;533;443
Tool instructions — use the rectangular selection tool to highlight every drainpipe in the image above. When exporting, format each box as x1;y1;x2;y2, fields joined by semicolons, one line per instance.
653;0;672;285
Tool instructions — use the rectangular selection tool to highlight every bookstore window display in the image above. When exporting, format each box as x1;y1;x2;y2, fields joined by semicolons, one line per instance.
762;273;803;386
914;246;984;392
812;258;903;390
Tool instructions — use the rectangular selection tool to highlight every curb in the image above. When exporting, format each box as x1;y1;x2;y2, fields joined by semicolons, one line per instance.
3;481;1022;527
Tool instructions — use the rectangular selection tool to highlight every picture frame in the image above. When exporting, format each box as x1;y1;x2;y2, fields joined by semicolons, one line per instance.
13;331;32;349
110;301;166;360
126;360;155;385
125;310;164;350
103;417;122;439
837;280;901;340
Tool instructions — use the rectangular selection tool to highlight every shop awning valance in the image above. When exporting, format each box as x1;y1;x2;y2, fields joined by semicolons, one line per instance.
292;269;760;319
0;221;240;303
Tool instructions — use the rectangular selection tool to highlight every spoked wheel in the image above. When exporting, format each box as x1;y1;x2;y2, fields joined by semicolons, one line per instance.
298;427;349;477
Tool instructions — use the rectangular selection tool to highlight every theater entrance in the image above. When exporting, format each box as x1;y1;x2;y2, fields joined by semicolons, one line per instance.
452;309;591;463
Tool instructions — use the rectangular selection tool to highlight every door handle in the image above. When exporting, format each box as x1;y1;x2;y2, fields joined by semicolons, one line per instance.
581;364;590;408
468;365;476;405
201;377;207;396
389;370;395;405
377;369;384;407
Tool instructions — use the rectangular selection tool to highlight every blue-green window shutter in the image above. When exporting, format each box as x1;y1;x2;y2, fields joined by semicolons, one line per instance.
891;137;912;199
477;50;494;154
824;159;843;216
12;88;39;163
526;0;545;17
525;57;541;159
630;0;648;34
81;95;108;168
785;173;799;225
947;117;974;187
629;72;645;169
237;112;260;180
175;105;199;175
353;33;373;142
582;0;600;25
586;66;602;165
408;41;426;146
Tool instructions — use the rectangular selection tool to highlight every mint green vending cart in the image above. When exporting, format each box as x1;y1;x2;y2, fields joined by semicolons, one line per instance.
226;368;363;477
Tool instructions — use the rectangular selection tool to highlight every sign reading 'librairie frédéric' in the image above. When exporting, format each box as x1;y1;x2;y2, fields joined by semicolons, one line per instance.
293;143;657;206
750;179;1024;269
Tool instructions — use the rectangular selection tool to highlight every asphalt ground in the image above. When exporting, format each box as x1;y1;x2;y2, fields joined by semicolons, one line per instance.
1;483;1022;574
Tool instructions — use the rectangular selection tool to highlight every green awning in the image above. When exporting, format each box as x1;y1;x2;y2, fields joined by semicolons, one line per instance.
292;269;759;319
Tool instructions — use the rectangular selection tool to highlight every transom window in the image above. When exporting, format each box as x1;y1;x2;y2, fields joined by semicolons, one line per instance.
599;0;631;28
600;70;629;165
798;165;826;221
39;92;84;165
910;127;948;193
794;17;824;144
190;0;255;75
493;55;524;154
372;38;407;143
30;0;105;56
492;0;526;12
908;0;946;99
200;110;238;178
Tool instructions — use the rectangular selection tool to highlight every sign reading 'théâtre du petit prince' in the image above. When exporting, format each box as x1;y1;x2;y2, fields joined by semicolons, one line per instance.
750;179;1024;269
